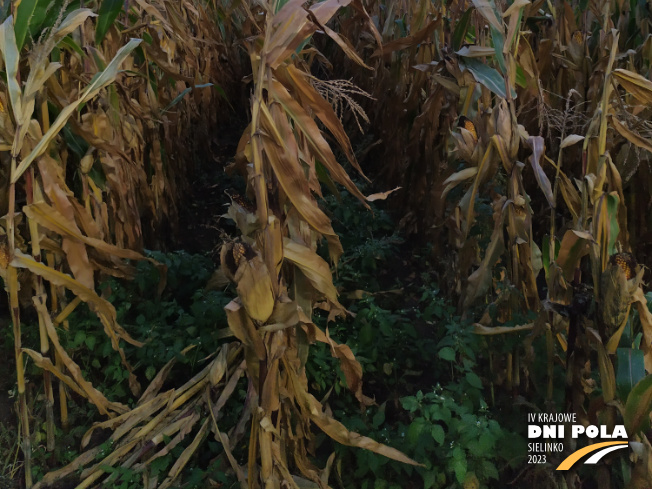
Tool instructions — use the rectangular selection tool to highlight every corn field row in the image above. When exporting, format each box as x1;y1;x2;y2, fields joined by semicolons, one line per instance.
0;0;651;488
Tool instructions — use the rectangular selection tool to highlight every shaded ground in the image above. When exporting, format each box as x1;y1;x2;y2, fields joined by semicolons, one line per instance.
175;124;246;259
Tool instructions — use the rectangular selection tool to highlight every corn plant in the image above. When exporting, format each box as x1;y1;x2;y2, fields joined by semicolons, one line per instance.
323;0;652;485
0;0;238;486
27;1;416;488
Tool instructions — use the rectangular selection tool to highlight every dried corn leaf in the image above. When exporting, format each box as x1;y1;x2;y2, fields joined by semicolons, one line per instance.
159;418;210;489
555;230;592;281
560;134;585;149
32;293;127;416
526;136;554;208
283;238;339;306
262;103;341;253
24;203;149;262
270;80;368;207
611;116;652;154
235;254;275;323
225;300;266;361
21;349;86;398
11;251;143;347
288;364;421;466
613;68;652;105
282;65;367;178
464;200;506;308
12;39;142;183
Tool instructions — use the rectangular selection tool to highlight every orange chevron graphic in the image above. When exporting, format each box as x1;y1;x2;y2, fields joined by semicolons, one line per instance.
556;441;629;470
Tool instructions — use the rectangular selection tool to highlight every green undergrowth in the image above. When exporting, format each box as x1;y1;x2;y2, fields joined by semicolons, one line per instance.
1;189;527;489
307;190;527;489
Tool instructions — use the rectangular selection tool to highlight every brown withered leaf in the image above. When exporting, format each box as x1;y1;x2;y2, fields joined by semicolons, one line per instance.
613;68;652;105
555;230;592;281
270;80;368;207
464;199;507;308
283;238;340;307
31;293;127;416
372;20;438;57
560;134;585;149
12;251;143;348
610;116;652;154
21;349;86;398
281;65;367;178
306;10;372;70
225;299;266;361
262;100;344;260
558;170;581;221
12;39;142;183
234;253;275;324
367;187;402;202
325;327;371;406
526;136;554;208
288;365;421;466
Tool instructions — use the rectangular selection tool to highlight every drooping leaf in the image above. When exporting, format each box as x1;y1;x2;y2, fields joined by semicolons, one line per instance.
442;167;478;201
462;57;516;99
455;46;496;57
53;8;96;42
526;136;554;207
373;19;438;57
471;0;503;31
11;251;143;348
260;101;343;257
288;367;422;466
613;68;652;105
283;238;339;306
555;230;591;281
560;134;585;148
269;79;368;204
12;38;141;183
367;186;401;202
464;201;506;307
611;116;652;153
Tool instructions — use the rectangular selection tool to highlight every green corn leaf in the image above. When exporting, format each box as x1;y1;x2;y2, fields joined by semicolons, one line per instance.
95;0;123;44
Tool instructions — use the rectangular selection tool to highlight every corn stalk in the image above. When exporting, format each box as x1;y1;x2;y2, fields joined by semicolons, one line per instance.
29;1;416;488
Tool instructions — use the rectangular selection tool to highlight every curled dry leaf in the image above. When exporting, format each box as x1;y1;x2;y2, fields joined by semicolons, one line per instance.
526;136;554;208
11;251;143;347
613;68;652;105
464;199;507;308
366;186;402;202
610;116;652;153
555;230;592;281
288;365;421;466
234;254;275;324
283;238;340;307
560;134;585;149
